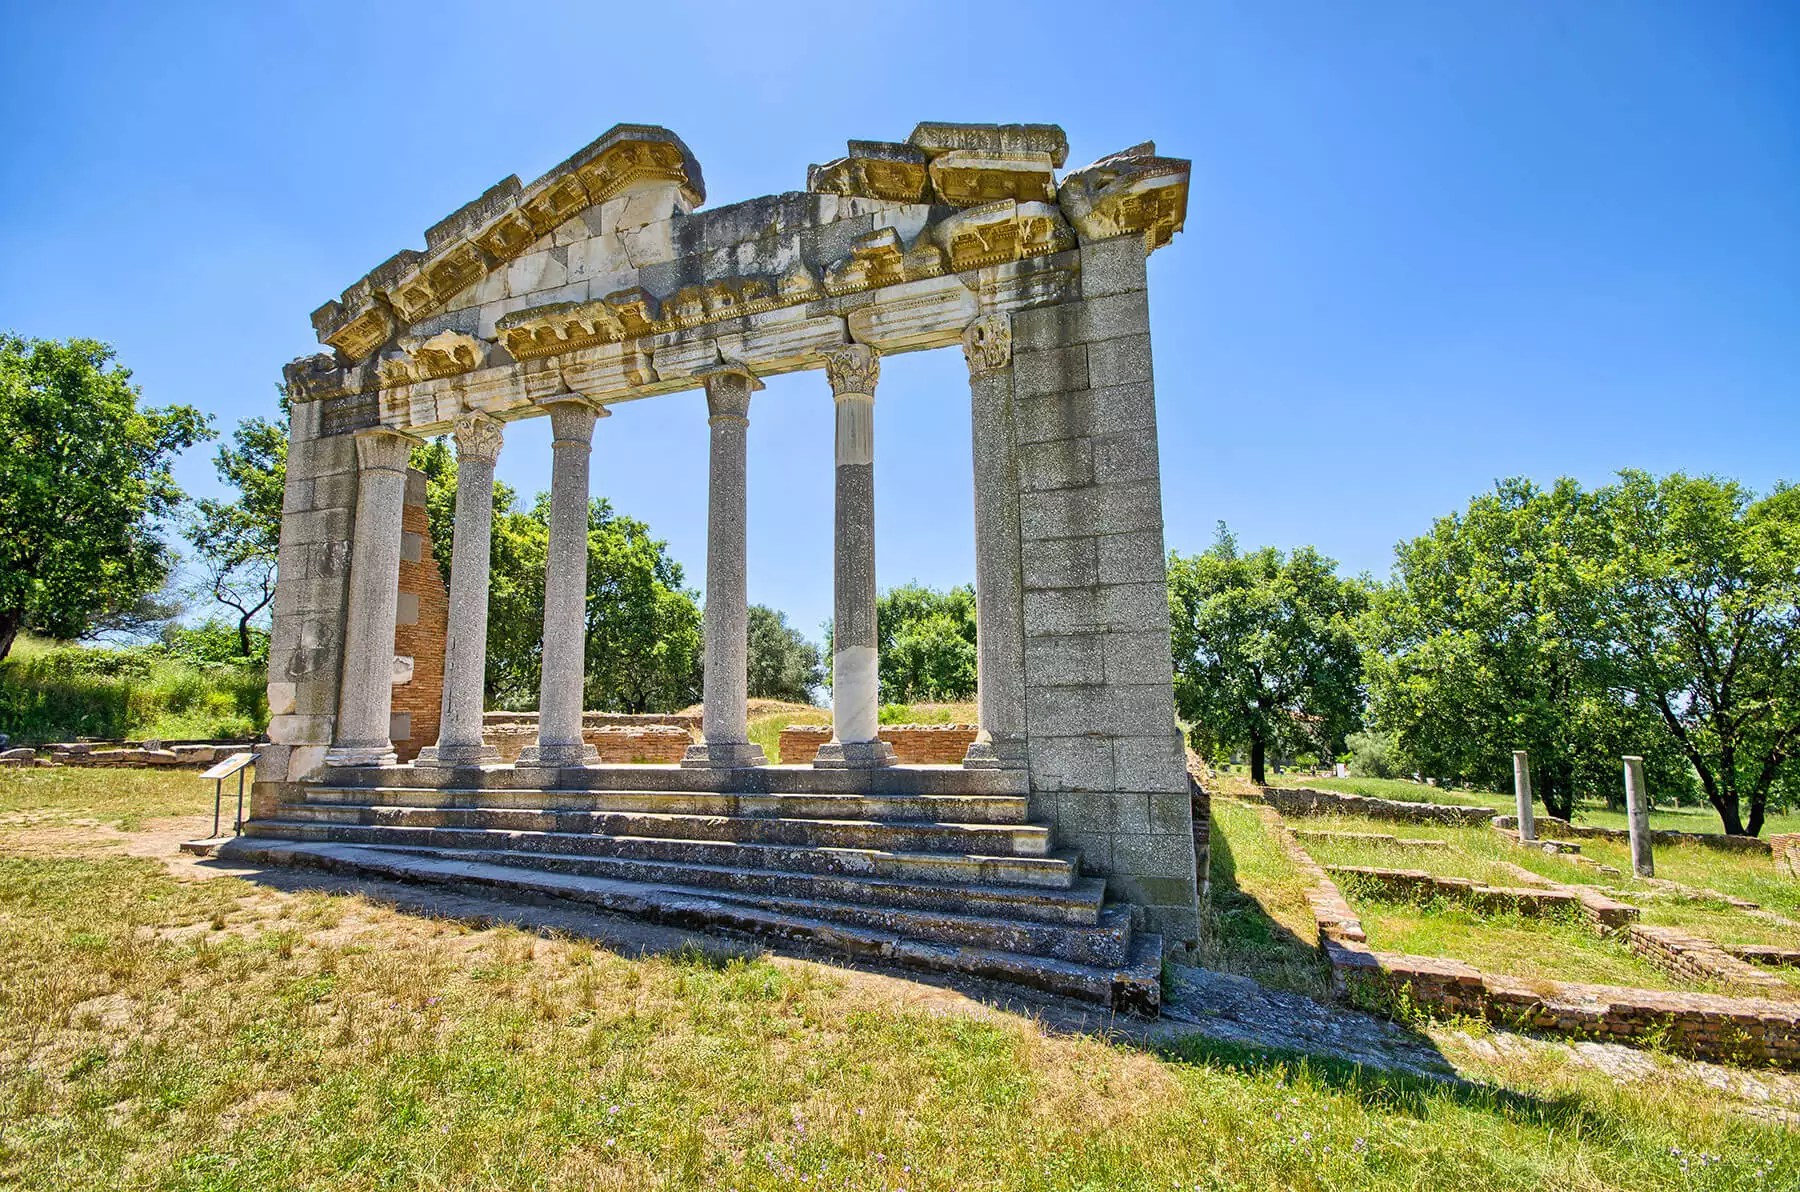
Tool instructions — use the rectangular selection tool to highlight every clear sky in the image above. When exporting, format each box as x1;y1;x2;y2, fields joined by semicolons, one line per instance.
2;2;1794;644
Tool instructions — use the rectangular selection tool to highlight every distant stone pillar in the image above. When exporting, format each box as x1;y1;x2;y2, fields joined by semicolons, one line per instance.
326;427;417;767
960;314;1028;769
519;398;604;770
1623;755;1654;877
814;344;894;770
417;412;504;769
1513;750;1536;842
683;363;767;770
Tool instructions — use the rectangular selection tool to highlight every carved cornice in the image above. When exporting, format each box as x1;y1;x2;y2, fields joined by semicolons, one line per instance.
380;331;489;387
931;200;1075;272
1057;143;1191;250
961;315;1012;379
808;141;930;203
820;343;880;398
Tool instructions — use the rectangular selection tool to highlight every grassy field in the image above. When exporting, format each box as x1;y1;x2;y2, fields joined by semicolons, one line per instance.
3;774;1799;1188
1198;799;1331;999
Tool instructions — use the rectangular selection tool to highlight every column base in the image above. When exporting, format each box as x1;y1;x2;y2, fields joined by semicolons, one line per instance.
324;743;398;768
813;739;896;769
961;734;1029;770
414;742;501;769
681;741;767;769
515;742;599;770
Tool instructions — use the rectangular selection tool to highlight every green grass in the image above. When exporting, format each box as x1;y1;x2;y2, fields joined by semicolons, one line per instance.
1201;799;1332;998
746;702;980;764
1287;776;1513;812
0;636;267;746
0;766;224;831
2;842;1796;1190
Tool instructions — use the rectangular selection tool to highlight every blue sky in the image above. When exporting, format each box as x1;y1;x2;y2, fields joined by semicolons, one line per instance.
2;2;1795;643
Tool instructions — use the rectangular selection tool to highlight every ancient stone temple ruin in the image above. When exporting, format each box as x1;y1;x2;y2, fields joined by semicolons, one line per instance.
241;122;1195;1012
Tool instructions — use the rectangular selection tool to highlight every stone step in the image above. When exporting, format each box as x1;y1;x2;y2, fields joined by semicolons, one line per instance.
349;842;1109;926
242;819;1082;889
215;837;1162;1012
298;785;1031;825
321;763;1029;797
272;802;1051;857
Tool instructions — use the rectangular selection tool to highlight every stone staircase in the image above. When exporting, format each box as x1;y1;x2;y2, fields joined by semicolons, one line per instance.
222;764;1163;1013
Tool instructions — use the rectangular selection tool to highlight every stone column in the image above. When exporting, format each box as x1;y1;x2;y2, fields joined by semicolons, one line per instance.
814;344;894;770
325;427;417;767
682;363;767;769
518;398;604;770
1513;750;1536;842
960;314;1028;769
416;412;504;769
1623;755;1654;877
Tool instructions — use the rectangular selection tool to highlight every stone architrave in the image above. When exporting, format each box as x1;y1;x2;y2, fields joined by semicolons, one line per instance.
959;314;1027;770
1623;755;1654;877
416;412;505;768
682;363;767;769
518;398;604;769
325;427;417;767
1513;750;1536;842
814;344;895;770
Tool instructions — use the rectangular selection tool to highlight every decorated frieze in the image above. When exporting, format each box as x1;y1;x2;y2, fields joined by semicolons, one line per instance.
931;200;1075;271
807;141;931;204
927;150;1058;208
1057;143;1191;250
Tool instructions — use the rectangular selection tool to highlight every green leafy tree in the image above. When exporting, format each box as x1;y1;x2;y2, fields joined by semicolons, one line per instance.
0;335;210;661
1168;525;1368;785
747;604;823;704
1362;478;1691;820
1583;472;1800;835
184;396;288;656
868;583;978;703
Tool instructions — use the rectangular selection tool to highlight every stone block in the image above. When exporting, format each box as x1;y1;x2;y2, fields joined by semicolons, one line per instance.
400;531;424;564
269;714;334;746
1097;528;1169;584
1017;438;1093;491
1057;830;1114;873
1015;382;1156;447
1021;537;1098;590
281;477;315;516
1104;629;1176;687
1079;234;1149;299
396;592;421;626
1114;732;1187;793
1023;587;1099;638
310;470;360;510
1021;486;1101;541
1096;480;1166;535
1086;334;1154;388
1085;380;1159;435
1099;581;1173;633
284;508;353;546
1011;344;1088;398
1092;428;1161;486
1026;685;1108;738
1028;734;1115;793
1098;683;1181;738
1148;789;1195;835
1024;633;1104;687
1112;831;1197;878
266;681;296;717
1074;290;1151;342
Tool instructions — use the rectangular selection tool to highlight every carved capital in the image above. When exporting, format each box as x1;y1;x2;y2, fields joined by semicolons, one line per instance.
698;359;764;426
961;315;1012;379
452;411;505;465
820;343;880;399
353;427;418;474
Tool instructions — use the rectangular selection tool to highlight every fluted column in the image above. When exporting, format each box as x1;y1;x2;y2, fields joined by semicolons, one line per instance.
326;427;418;767
417;412;504;769
814;343;894;769
519;398;604;769
961;315;1029;769
682;363;767;769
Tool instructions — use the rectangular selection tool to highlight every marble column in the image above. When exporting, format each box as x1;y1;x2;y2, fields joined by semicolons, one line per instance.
1513;750;1536;842
325;427;417;767
1623;755;1654;877
519;398;604;769
682;363;767;769
814;344;895;770
960;315;1028;769
416;412;504;769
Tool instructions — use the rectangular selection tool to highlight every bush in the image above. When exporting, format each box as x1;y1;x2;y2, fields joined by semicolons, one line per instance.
1347;730;1405;780
0;636;267;744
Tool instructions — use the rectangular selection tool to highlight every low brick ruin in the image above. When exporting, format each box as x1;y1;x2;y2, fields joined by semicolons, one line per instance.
1252;786;1496;827
1773;833;1799;877
778;723;980;766
1496;814;1774;856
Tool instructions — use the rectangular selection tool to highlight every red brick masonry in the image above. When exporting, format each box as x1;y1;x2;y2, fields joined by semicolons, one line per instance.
777;724;980;765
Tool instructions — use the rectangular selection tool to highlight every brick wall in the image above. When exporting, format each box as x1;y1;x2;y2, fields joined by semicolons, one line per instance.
483;721;693;764
777;724;980;766
1772;834;1799;877
389;469;448;763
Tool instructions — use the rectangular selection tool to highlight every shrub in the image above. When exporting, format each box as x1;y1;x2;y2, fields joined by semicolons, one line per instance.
0;636;267;744
1347;730;1405;780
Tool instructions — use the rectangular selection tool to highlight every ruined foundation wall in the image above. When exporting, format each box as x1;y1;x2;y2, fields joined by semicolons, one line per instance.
390;470;449;761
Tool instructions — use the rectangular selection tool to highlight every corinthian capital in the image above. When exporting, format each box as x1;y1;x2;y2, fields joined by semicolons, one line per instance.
820;343;880;399
960;314;1012;379
452;411;505;465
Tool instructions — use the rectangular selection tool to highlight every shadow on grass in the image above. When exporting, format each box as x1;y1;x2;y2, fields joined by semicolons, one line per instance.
1201;812;1333;998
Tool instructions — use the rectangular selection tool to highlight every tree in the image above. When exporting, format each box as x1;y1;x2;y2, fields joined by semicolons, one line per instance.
184;397;287;656
1583;472;1800;835
1362;478;1691;820
747;604;823;704
872;583;978;703
1168;524;1368;784
0;335;210;661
